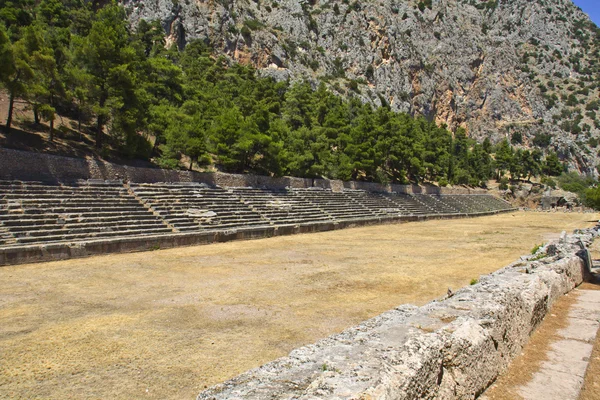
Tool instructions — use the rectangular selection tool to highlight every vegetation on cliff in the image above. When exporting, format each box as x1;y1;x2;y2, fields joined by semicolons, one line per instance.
0;0;571;186
120;0;600;175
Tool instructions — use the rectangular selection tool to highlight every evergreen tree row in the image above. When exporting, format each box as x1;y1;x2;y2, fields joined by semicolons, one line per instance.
0;0;564;185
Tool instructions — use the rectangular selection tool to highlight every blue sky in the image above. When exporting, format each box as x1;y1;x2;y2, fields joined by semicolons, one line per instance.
572;0;600;26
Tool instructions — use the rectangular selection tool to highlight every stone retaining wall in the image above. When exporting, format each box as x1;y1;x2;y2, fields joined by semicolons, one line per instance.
0;147;486;194
196;226;598;400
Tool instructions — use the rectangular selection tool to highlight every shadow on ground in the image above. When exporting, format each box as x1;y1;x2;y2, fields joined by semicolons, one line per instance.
588;262;600;286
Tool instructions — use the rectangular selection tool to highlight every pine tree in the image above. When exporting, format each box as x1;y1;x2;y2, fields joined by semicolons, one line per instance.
543;151;563;176
494;139;514;179
0;23;34;132
75;2;132;148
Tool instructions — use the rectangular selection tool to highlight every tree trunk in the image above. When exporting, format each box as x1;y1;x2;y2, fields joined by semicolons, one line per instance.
49;118;54;142
189;158;194;171
49;94;55;142
95;92;107;149
5;70;20;133
152;136;161;154
5;88;15;132
33;106;39;125
95;114;103;148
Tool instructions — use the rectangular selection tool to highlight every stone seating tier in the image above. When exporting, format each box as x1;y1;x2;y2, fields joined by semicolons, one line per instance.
473;195;513;211
0;181;173;246
130;183;267;232
433;194;478;213
231;188;333;225
412;194;460;214
342;191;406;216
292;189;375;220
379;194;432;215
0;180;515;247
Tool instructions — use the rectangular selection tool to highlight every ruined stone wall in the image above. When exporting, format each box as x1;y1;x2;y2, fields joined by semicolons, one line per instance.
0;147;486;194
196;227;598;400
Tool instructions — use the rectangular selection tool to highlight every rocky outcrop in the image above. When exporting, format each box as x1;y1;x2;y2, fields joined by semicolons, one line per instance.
196;226;598;399
121;0;600;175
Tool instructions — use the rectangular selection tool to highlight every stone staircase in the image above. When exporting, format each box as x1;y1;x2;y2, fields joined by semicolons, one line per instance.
470;194;513;211
434;194;479;214
0;180;173;245
438;194;507;213
0;222;16;246
412;194;461;214
293;188;376;221
130;183;268;232
378;193;432;215
231;187;330;226
342;190;405;217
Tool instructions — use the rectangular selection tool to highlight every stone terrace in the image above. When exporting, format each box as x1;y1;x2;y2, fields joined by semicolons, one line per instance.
0;180;172;246
0;180;514;259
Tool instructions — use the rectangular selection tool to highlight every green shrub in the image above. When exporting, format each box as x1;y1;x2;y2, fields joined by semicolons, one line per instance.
531;243;543;254
541;176;557;189
532;133;552;147
557;171;597;194
511;131;523;144
244;19;264;31
241;25;251;37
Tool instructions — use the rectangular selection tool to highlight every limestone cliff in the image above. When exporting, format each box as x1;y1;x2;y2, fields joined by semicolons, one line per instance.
121;0;600;175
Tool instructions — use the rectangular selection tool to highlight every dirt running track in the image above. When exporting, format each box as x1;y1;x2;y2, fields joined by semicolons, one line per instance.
0;212;597;399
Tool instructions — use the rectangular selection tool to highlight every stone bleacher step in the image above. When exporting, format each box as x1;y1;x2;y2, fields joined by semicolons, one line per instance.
12;200;142;208
0;189;127;197
1;218;60;226
56;220;166;230
60;214;161;223
176;222;268;232
176;226;204;232
15;227;174;244
12;219;170;235
200;219;269;228
269;217;330;225
204;214;265;221
172;223;201;230
151;205;251;212
1;180;515;249
20;210;153;217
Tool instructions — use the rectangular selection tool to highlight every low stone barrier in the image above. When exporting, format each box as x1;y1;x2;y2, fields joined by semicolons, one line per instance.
196;226;598;400
0;210;511;267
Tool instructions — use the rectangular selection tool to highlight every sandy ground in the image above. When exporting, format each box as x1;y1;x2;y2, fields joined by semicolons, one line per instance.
0;212;597;399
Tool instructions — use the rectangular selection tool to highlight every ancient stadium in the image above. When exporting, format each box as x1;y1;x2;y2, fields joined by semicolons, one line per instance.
0;148;598;399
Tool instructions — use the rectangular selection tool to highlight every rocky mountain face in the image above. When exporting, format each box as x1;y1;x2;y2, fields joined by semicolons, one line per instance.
120;0;600;175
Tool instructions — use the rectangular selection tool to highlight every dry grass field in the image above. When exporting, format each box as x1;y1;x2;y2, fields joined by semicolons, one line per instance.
0;211;597;399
